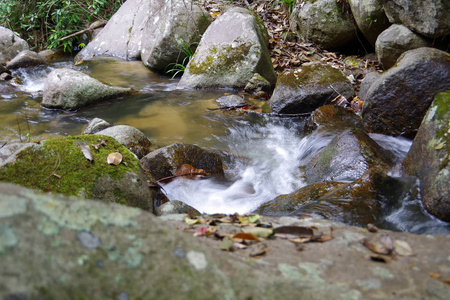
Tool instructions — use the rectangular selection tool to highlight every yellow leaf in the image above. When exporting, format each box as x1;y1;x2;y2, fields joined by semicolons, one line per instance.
434;142;445;150
107;152;122;165
185;217;199;225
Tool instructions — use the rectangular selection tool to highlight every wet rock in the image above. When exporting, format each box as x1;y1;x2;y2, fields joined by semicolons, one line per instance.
403;91;450;222
269;62;354;114
6;50;47;70
0;26;29;65
0;72;13;81
255;180;381;227
384;0;450;38
304;105;363;135
304;128;395;184
362;47;450;138
38;48;68;63
290;0;357;49
0;135;154;211
359;71;381;101
244;73;272;93
215;94;246;107
2;182;450;299
155;200;201;216
94;125;151;159
75;0;211;73
0;143;35;168
140;143;224;181
348;0;391;47
179;7;276;89
83;118;111;134
375;24;430;69
42;68;132;110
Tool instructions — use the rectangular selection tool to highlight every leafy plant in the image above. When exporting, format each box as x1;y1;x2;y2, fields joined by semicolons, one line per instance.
166;37;199;78
0;0;124;52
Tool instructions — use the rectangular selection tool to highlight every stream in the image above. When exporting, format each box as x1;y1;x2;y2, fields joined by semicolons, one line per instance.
1;57;449;234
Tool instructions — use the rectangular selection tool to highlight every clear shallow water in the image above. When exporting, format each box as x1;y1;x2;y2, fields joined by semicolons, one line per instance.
1;57;449;234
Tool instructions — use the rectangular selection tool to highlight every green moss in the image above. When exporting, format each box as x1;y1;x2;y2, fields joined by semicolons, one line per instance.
0;135;140;199
280;63;347;89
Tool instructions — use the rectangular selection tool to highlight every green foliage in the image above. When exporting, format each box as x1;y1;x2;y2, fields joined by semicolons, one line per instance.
0;0;124;52
166;37;199;78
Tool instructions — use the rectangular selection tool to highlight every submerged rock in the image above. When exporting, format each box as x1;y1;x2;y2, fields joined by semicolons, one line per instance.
304;105;363;135
6;50;47;69
42;68;132;110
83;118;111;134
375;24;430;70
290;0;357;49
155;200;201;216
95;125;152;159
0;26;29;65
269;62;354;114
362;47;450;138
140;143;224;181
403;91;450;222
0;135;154;211
178;7;276;89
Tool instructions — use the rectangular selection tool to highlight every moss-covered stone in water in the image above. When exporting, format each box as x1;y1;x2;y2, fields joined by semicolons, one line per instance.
0;135;140;199
281;63;348;88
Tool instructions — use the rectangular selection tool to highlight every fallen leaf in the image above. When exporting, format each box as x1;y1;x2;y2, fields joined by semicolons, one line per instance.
175;164;210;177
219;237;234;251
107;152;122;165
434;142;445;150
194;227;209;237
242;226;273;238
80;145;93;162
367;223;378;233
248;214;261;223
429;272;442;279
232;232;260;242
362;234;394;255
185;217;199;225
393;240;414;256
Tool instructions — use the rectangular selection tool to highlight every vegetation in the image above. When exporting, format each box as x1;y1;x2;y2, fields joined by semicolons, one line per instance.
0;0;124;52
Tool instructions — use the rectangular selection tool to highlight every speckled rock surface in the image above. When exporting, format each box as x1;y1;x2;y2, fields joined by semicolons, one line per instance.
6;50;47;69
0;26;29;65
304;105;363;135
403;91;450;222
1;183;450;300
178;7;276;89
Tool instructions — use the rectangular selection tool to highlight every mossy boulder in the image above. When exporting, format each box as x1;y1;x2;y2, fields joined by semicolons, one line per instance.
178;7;276;89
140;143;224;181
362;47;450;138
269;62;354;114
304;105;363;135
304;128;395;184
42;68;132;110
290;0;357;49
94;125;152;159
255;180;381;227
403;91;450;222
0;135;154;211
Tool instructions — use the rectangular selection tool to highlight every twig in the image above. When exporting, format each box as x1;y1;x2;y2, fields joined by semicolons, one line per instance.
58;21;107;42
16;115;22;142
45;152;61;181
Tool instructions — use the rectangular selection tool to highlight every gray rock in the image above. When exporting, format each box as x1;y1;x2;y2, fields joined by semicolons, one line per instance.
403;91;450;222
348;0;391;46
0;26;29;64
0;135;154;211
215;94;246;107
178;7;276;89
42;68;132;110
303;128;395;184
290;0;357;49
304;105;363;135
95;125;152;159
0;143;34;168
384;0;450;38
375;24;430;70
359;71;381;101
269;62;354;114
244;73;272;93
2;182;450;299
83;118;111;134
140;143;224;181
75;0;211;74
6;50;47;69
155;200;201;216
362;47;450;138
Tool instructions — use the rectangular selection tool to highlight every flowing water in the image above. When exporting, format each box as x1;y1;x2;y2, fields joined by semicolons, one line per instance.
1;57;449;234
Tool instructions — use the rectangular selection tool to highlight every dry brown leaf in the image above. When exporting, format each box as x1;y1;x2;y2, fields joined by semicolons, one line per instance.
107;152;122;166
429;272;442;279
393;240;414;256
362;235;394;255
175;164;210;177
232;232;260;242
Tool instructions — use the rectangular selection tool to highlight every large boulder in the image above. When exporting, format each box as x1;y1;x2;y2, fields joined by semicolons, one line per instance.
362;47;450;138
140;143;224;181
303;128;395;185
178;7;276;89
375;24;430;70
290;0;357;49
0;135;154;211
42;68;132;110
269;62;354;114
303;105;363;135
403;91;450;222
348;0;391;46
384;0;450;38
0;26;29;64
6;50;47;69
95;125;152;159
74;0;211;73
